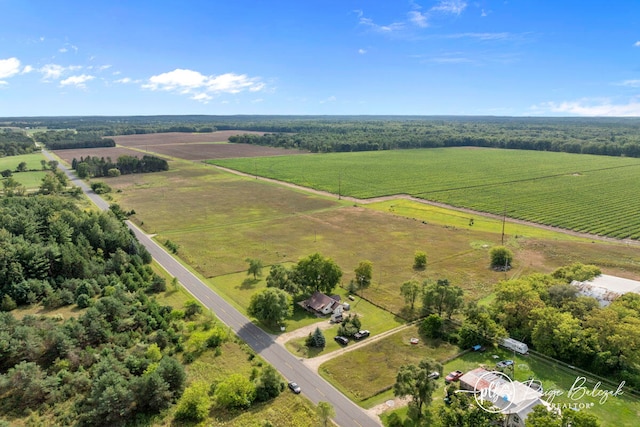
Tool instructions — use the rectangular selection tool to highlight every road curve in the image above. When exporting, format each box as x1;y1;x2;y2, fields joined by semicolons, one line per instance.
43;149;382;427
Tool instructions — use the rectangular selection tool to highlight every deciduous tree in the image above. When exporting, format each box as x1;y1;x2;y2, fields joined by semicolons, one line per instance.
292;252;342;295
394;358;442;421
247;287;293;327
400;279;421;312
246;257;264;280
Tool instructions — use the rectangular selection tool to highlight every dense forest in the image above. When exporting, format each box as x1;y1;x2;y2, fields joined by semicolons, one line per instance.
0;128;37;156
4;115;640;158
0;196;187;426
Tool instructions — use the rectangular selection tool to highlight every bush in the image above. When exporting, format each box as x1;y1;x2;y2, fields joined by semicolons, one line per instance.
413;251;427;270
90;181;111;194
0;294;17;311
489;246;513;270
76;293;91;308
174;382;211;422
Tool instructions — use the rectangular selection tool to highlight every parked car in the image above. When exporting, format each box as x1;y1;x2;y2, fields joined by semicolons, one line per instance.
428;371;440;380
334;336;349;345
445;370;464;383
288;381;301;394
354;330;370;340
472;344;486;352
496;360;514;369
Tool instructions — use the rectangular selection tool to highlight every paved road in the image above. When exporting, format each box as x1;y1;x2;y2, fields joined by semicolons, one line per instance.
44;149;382;427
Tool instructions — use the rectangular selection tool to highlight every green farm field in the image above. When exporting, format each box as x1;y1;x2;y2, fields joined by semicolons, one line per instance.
209;148;640;239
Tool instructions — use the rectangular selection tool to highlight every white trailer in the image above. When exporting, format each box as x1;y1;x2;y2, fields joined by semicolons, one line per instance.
500;338;529;354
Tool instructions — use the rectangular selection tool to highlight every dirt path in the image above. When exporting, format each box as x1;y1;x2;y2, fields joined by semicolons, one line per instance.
212;165;640;247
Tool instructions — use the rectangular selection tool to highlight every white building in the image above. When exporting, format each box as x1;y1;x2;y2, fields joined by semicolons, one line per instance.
571;274;640;307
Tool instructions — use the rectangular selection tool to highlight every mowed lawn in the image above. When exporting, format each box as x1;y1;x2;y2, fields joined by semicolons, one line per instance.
0;153;49;189
209;148;640;239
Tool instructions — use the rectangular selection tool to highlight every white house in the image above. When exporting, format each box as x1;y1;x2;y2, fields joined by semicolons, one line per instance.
459;368;554;427
302;292;343;316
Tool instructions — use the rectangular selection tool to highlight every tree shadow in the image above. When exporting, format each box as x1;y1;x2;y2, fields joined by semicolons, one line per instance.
238;277;260;289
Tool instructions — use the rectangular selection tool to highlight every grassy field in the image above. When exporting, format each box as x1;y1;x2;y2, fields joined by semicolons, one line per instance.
109;158;640;317
208;148;640;239
319;324;461;406
0;153;48;189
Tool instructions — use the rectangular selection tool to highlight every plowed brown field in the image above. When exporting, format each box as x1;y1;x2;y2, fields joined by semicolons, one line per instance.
53;147;146;164
53;131;308;162
113;131;307;160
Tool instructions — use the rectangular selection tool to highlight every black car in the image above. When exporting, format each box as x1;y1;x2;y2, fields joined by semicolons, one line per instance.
334;336;349;345
354;330;370;340
288;381;301;394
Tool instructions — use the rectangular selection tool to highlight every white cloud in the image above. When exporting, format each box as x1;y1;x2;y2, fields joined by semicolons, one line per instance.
40;64;66;80
60;74;95;88
115;77;132;84
191;92;212;103
408;11;428;28
22;65;33;74
431;0;467;15
59;48;68;53
618;79;640;87
143;68;265;100
358;48;367;54
251;98;264;103
444;32;511;41
319;96;337;104
535;98;640;117
0;57;21;82
359;16;405;33
634;41;640;47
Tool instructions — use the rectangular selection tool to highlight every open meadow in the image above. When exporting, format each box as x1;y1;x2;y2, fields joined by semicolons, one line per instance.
107;157;640;318
209;148;640;239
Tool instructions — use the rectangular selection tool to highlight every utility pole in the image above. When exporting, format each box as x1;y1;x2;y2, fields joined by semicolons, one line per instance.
501;204;507;245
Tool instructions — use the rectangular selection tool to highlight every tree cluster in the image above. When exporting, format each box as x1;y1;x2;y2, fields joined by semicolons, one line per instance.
33;129;115;150
71;154;169;178
491;263;640;387
266;252;343;297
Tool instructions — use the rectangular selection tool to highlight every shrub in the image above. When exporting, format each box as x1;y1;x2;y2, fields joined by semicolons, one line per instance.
174;381;211;422
90;182;111;194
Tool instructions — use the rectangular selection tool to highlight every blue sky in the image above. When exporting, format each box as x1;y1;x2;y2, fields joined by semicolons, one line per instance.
1;0;640;117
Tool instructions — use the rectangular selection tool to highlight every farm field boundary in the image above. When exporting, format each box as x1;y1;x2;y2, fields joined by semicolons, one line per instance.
208;148;640;240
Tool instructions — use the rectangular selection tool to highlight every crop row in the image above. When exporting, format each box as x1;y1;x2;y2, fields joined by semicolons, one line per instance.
209;148;640;240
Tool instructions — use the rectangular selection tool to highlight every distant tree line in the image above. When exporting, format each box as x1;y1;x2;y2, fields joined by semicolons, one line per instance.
0;128;37;156
33;129;115;150
6;115;640;158
71;155;169;178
